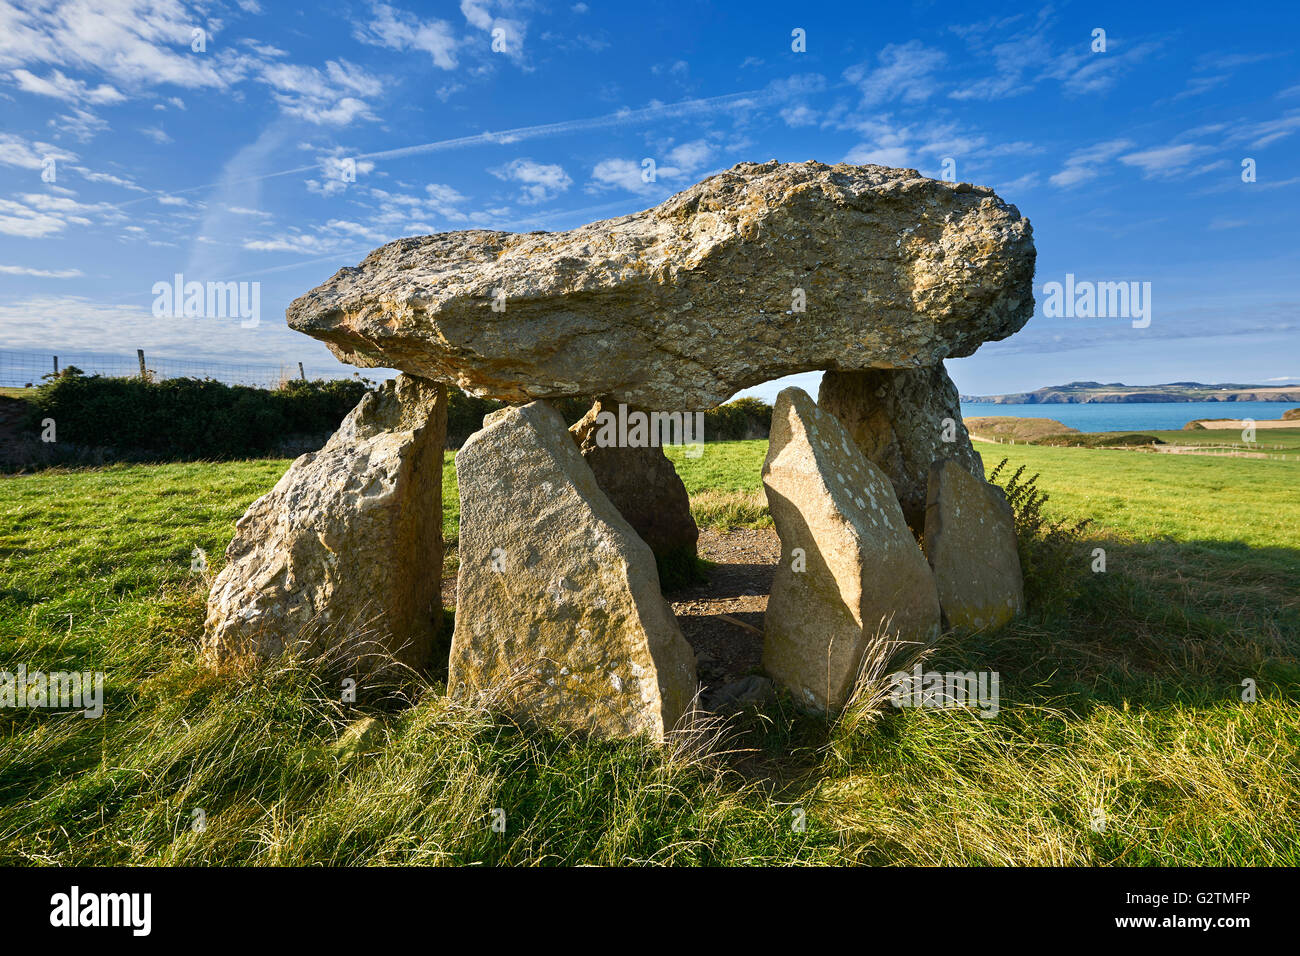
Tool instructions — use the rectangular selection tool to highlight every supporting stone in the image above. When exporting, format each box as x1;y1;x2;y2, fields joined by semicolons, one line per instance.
448;401;697;739
818;363;984;531
922;459;1024;631
204;374;446;674
569;400;701;590
762;387;941;713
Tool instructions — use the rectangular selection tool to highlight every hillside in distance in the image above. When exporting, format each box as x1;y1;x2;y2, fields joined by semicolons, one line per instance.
961;382;1300;404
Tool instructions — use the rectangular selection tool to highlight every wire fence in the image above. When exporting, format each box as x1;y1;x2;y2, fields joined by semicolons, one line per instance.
0;348;367;390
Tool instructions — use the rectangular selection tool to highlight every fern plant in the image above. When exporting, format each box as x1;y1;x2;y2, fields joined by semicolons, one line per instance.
988;458;1092;614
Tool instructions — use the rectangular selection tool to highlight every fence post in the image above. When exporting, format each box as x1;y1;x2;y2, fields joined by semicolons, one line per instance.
53;355;58;376
137;349;147;379
298;362;306;381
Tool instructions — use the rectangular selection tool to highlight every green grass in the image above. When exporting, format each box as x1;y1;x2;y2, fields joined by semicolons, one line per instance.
1;441;1297;865
1146;426;1300;451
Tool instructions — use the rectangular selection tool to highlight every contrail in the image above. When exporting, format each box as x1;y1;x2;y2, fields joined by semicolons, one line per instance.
105;87;774;210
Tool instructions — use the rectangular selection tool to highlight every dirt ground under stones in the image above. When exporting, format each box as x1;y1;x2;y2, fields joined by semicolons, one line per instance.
440;527;782;692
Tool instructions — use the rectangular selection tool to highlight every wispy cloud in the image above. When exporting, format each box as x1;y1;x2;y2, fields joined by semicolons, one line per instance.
845;41;946;106
0;264;83;278
490;158;572;203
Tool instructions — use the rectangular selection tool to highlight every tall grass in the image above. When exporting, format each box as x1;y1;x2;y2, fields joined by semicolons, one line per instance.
1;440;1297;865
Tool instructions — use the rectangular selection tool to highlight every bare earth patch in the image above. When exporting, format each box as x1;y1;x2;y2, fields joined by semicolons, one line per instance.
441;528;781;692
667;528;780;689
1187;418;1299;429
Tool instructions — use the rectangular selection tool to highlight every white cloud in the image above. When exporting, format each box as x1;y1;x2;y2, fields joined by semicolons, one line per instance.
587;138;717;195
257;59;382;126
1119;143;1210;176
1224;110;1300;149
0;264;83;278
49;106;109;142
325;218;388;243
845;41;946;106
11;67;125;104
491;158;572;203
0;294;318;365
1045;39;1161;96
368;183;470;228
780;104;817;127
139;125;173;144
355;3;458;70
664;139;715;173
306;152;376;196
589;158;647;193
0;2;381;127
0;132;77;170
72;165;146;191
0;192;115;238
1049;139;1135;187
842;117;916;169
461;0;528;64
0;1;243;91
843;143;912;167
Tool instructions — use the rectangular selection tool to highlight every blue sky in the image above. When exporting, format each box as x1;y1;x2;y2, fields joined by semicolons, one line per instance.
0;0;1297;401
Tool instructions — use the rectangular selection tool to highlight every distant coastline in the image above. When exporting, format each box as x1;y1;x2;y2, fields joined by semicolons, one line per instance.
960;381;1300;404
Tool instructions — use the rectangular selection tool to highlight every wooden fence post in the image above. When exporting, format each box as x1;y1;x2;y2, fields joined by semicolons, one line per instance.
137;349;147;379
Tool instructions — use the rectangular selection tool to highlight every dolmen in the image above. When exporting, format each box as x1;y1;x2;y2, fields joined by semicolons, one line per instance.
205;159;1035;738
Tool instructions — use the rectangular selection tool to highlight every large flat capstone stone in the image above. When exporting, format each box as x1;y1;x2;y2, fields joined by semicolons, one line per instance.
762;387;941;713
287;160;1035;409
448;400;697;739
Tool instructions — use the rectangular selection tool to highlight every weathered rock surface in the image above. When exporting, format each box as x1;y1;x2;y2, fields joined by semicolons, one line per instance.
819;363;984;531
204;375;446;673
762;387;941;713
569;400;699;587
922;459;1024;631
287;160;1035;409
448;401;697;739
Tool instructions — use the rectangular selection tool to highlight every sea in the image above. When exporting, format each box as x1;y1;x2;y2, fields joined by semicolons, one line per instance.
958;401;1300;434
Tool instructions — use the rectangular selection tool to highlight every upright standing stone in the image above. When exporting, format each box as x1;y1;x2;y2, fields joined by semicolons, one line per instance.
204;374;446;674
819;363;983;531
449;401;697;739
762;387;941;713
922;459;1024;631
569;400;700;589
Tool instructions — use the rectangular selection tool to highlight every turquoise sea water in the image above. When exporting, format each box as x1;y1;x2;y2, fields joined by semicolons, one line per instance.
959;401;1300;434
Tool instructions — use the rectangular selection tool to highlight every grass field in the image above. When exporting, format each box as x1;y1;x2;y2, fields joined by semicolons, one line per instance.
1;441;1297;865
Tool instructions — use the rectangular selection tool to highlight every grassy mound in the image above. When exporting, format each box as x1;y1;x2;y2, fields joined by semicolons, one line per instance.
963;416;1078;442
1035;432;1165;448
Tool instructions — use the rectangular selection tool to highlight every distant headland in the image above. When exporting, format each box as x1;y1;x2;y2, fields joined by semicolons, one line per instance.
961;382;1300;404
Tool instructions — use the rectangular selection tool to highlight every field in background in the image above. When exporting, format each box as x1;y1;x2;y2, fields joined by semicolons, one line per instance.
1;440;1297;865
